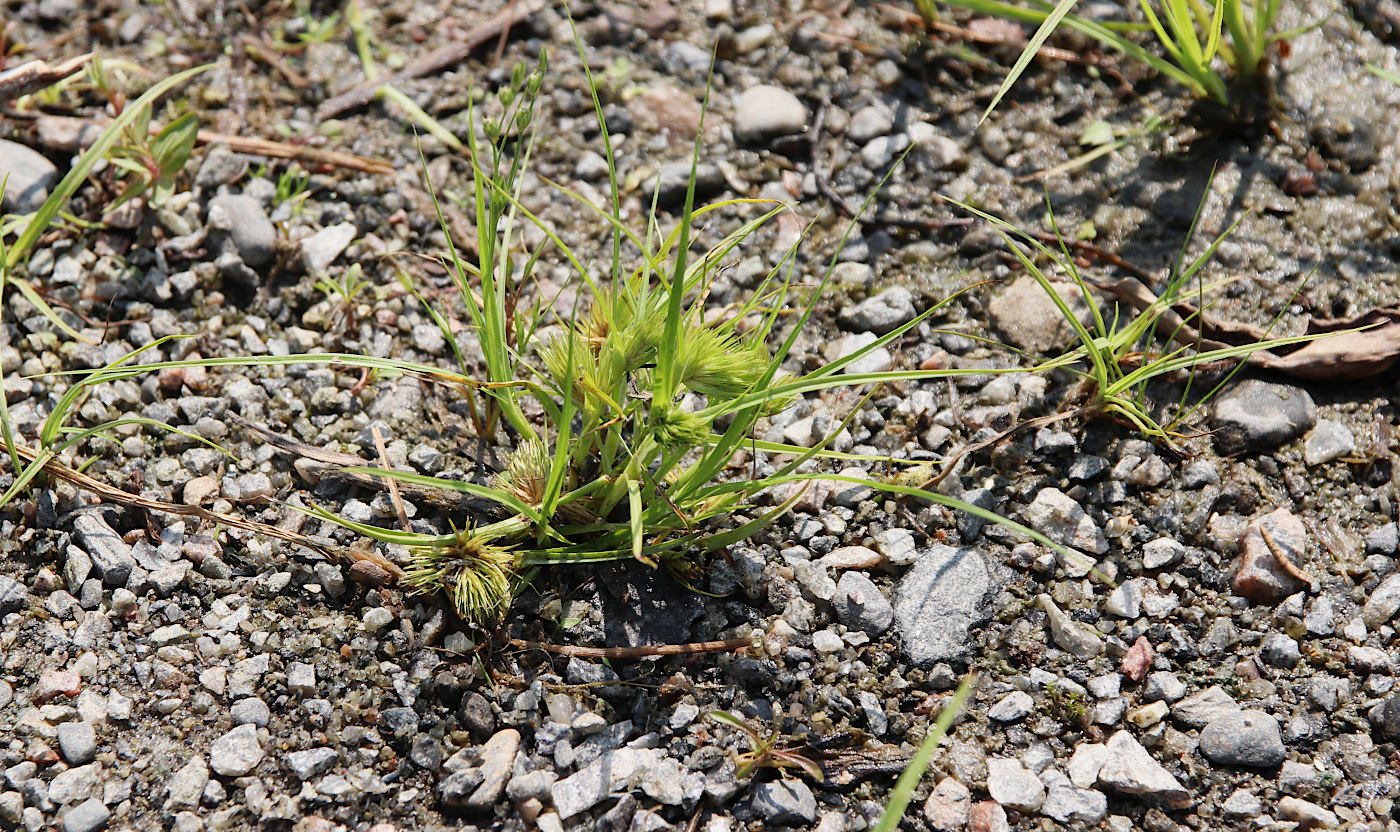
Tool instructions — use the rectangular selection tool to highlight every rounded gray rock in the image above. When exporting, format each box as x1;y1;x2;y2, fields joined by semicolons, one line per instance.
733;85;807;144
1199;710;1286;767
0;139;59;214
833;571;894;635
207;193;277;267
209;724;264;777
1210;380;1316;455
750;778;817;825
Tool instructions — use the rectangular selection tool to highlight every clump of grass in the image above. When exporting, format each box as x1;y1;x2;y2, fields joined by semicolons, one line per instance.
1;44;1069;625
949;184;1326;447
707;711;826;782
928;0;1317;113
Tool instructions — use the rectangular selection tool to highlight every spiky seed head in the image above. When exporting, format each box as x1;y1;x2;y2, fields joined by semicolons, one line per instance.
675;327;769;400
650;401;711;448
402;528;517;622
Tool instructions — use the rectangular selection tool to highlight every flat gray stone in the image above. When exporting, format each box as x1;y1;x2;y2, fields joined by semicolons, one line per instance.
73;514;135;588
833;571;894;634
164;756;208;812
1096;731;1188;805
1199;710;1286;767
987;275;1092;353
56;722;96;765
285;748;338;780
733;85;807;144
0;576;28;615
1362;573;1400;628
466;728;519;810
985;758;1043;812
839;287;917;334
209;724;263;777
751;778;818;825
1304;419;1355;466
61;797;109;832
894;546;995;666
1210;379;1316;455
0;139;59;213
300;222;357;273
552;748;664;819
1173;686;1241;728
207;193;276;267
1023;488;1108;555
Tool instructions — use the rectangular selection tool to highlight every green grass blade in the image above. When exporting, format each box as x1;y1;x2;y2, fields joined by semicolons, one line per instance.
873;674;976;832
6;63;212;270
978;0;1081;122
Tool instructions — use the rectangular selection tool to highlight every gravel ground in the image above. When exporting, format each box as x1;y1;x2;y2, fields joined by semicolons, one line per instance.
4;1;1400;831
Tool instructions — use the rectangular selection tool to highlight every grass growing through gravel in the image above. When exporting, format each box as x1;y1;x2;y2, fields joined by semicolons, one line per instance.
928;0;1314;113
951;187;1325;446
0;46;1069;624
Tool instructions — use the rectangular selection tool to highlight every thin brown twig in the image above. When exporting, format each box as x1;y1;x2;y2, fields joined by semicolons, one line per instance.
315;0;545;121
8;441;403;579
371;424;413;534
1259;524;1318;591
506;637;754;659
0;53;93;101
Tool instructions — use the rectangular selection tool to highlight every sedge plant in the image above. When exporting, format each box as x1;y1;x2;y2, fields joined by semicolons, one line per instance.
949;184;1331;447
1;47;1072;625
926;0;1316;114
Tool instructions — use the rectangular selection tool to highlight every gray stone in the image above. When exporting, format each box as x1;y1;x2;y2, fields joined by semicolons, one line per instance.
409;736;444;771
1362;573;1400;628
194;144;248;188
1366;523;1398;554
48;764;100;805
1210;380;1316;455
833;332;892;374
1304;419;1355;466
1039;594;1103;658
839;287;917;334
1096;731;1188;805
300;222;357;273
1040;770;1107;823
893;545;995;666
750;778;818;825
0;792;20;826
847;104;895;143
1143;672;1188;703
230;698;271;727
988;691;1033;722
1222;788;1262;818
1023;488;1108;554
641;162;725;207
466;728;519;810
286;662;316;696
733;85;807;144
833;571;893;634
552;748;664;819
987;275;1092;353
1141;538;1184;570
923;776;971;831
1172;686;1240;728
207;194;277;267
506;770;557;802
1260;633;1301;668
0;575;28;614
73;515;135;588
209;724;263;777
1104;580;1142;618
0;139;59;213
985;757;1043;812
164;757;208;812
285;748;337;780
61;797;109;832
1199;710;1285;767
56;722;96;765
